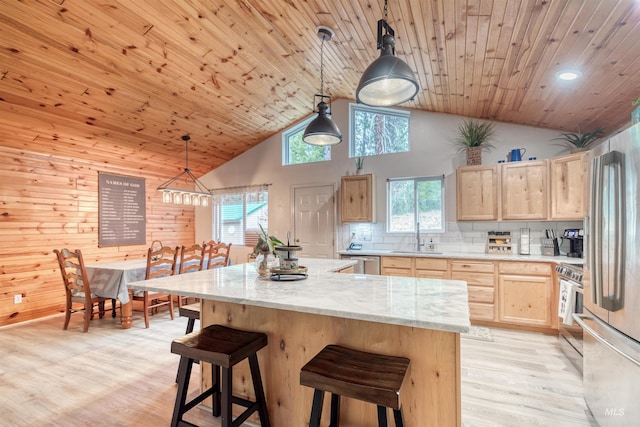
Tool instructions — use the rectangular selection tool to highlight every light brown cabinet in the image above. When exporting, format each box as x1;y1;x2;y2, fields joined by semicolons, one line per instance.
415;257;449;279
341;174;375;222
549;152;586;220
498;262;556;329
456;165;498;221
457;154;586;221
450;260;497;322
501;160;548;220
381;256;450;279
380;256;413;277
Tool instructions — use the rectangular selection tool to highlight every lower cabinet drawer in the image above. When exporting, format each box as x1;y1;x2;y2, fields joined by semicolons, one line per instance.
415;258;448;271
381;267;413;277
381;257;413;269
451;272;495;287
468;285;494;304
415;269;448;279
469;303;495;321
451;261;495;274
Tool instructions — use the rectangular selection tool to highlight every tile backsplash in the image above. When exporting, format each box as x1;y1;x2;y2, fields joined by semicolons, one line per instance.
341;220;583;256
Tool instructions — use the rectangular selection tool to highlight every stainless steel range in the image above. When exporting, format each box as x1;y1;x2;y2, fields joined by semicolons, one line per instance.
556;263;584;374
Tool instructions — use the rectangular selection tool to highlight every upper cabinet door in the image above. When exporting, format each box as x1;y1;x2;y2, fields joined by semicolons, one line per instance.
549;152;586;220
456;165;498;221
341;174;375;222
501;160;549;220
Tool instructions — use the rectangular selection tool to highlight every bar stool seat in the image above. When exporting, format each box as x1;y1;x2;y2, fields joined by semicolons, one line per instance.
300;344;410;427
171;324;270;427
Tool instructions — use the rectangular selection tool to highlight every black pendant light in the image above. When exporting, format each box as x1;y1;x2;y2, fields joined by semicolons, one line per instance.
356;0;419;107
303;26;342;146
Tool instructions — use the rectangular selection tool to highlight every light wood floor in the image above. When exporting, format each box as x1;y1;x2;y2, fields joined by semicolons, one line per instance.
0;312;597;426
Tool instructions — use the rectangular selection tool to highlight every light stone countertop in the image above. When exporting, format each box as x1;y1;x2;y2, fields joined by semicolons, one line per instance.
337;249;583;264
127;258;471;334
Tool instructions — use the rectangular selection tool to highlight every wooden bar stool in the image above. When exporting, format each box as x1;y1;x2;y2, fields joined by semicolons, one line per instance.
171;324;270;427
300;344;410;427
179;303;200;334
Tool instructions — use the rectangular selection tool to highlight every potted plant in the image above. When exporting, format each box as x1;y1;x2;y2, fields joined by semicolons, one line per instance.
454;119;495;166
252;224;283;276
355;157;364;174
552;127;605;152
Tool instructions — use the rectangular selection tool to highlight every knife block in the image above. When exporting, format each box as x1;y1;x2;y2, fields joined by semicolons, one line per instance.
541;238;560;256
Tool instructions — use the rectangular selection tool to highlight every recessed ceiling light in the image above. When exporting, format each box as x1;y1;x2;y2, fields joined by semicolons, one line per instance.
556;70;583;81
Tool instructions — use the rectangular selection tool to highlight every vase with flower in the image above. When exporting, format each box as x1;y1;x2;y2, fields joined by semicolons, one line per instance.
252;224;283;276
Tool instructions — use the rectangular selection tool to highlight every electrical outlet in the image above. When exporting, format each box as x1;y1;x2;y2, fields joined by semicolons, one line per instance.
14;294;22;304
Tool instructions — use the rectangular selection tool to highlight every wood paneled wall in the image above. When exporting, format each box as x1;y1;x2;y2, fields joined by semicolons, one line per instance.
0;145;196;327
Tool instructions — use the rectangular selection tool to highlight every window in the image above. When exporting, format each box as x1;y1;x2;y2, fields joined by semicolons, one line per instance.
212;187;269;247
282;117;331;165
387;176;445;233
349;103;410;157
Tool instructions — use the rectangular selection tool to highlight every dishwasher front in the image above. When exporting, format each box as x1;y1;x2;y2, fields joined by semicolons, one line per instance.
339;255;380;275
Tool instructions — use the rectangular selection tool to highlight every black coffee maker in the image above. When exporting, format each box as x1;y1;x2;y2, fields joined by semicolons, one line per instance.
563;229;584;258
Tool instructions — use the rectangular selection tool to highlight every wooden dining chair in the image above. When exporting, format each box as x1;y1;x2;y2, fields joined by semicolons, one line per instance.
132;245;179;328
204;240;232;270
54;248;116;332
177;243;206;307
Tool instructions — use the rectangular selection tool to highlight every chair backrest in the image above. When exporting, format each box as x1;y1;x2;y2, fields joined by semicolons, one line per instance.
146;246;179;279
54;248;92;300
179;244;205;274
204;240;232;269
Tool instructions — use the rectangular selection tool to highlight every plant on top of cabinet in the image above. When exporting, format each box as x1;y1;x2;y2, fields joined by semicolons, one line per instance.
453;119;496;166
552;126;605;152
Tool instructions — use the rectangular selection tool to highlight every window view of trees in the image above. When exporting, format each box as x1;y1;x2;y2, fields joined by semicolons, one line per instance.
283;118;330;165
388;177;444;233
351;104;410;157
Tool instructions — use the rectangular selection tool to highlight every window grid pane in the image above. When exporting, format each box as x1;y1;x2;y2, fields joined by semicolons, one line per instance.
387;176;444;233
283;118;331;165
350;104;410;158
389;180;415;232
214;190;269;246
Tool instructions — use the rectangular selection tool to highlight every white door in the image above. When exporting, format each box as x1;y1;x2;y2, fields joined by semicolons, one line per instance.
293;185;335;259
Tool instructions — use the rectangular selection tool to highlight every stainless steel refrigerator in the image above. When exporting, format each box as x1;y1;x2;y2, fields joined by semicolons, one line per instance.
579;123;640;426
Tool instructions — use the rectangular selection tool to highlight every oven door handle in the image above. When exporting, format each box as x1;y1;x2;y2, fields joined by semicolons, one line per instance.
573;314;640;368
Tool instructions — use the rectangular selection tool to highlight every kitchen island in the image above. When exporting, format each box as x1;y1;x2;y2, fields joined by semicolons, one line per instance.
128;258;470;426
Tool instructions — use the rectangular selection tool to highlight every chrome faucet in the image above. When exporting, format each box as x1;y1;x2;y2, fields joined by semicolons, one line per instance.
416;222;424;251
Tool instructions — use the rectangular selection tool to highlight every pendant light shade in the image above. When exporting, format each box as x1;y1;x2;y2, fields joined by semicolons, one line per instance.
356;2;419;107
303;98;342;146
303;26;342;146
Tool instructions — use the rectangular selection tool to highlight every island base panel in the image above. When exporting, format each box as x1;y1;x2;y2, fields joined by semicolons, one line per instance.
201;300;461;426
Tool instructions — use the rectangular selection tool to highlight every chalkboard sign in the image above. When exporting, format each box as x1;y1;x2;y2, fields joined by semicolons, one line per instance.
98;172;146;246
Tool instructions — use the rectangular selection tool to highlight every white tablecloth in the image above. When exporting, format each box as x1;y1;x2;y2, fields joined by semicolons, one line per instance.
85;259;147;304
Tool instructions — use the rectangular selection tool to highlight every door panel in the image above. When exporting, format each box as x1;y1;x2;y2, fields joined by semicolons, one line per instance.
293;185;335;259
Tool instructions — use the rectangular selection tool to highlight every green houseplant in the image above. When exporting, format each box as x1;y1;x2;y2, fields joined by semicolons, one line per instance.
552;127;605;152
252;224;283;276
454;119;496;165
253;224;283;256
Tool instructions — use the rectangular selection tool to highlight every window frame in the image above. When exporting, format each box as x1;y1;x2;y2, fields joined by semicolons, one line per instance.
282;116;331;165
349;103;411;158
211;187;270;247
386;175;446;234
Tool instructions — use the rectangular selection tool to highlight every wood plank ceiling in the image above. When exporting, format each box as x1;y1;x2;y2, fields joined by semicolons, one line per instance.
1;0;639;177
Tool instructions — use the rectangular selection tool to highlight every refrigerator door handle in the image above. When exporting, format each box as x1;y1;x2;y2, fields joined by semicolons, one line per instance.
590;155;603;307
574;313;640;368
600;151;626;311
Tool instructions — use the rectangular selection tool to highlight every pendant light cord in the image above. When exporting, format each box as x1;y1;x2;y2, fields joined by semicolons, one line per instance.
383;0;388;21
320;36;325;97
182;135;190;171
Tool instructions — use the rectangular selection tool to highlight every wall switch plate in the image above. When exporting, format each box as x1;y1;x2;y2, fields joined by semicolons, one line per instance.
14;294;22;304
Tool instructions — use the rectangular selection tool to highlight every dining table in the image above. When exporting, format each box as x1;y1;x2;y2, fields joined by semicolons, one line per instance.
85;256;215;328
85;259;148;329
